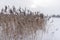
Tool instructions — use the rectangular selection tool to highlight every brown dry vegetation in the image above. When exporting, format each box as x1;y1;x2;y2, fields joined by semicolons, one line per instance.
0;6;47;40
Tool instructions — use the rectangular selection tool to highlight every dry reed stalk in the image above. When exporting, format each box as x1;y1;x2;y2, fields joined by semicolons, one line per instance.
0;13;46;40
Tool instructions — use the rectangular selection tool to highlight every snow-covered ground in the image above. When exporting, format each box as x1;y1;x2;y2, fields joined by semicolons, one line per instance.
41;18;60;40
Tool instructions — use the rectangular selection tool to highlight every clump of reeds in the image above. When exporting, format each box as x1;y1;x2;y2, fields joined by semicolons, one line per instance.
0;5;47;40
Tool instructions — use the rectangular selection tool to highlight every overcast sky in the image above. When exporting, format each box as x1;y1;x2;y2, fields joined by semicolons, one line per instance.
0;0;60;15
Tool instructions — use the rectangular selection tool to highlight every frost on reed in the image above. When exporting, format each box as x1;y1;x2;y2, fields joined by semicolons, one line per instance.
0;6;47;40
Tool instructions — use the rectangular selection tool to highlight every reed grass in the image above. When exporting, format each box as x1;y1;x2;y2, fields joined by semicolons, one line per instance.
0;6;47;40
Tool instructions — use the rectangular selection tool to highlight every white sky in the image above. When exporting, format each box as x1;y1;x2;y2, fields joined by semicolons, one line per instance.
31;0;60;8
0;0;60;15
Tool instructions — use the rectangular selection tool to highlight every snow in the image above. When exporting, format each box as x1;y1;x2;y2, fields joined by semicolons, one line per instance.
41;18;60;40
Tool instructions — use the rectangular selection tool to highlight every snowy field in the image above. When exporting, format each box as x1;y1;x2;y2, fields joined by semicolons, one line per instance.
41;18;60;40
